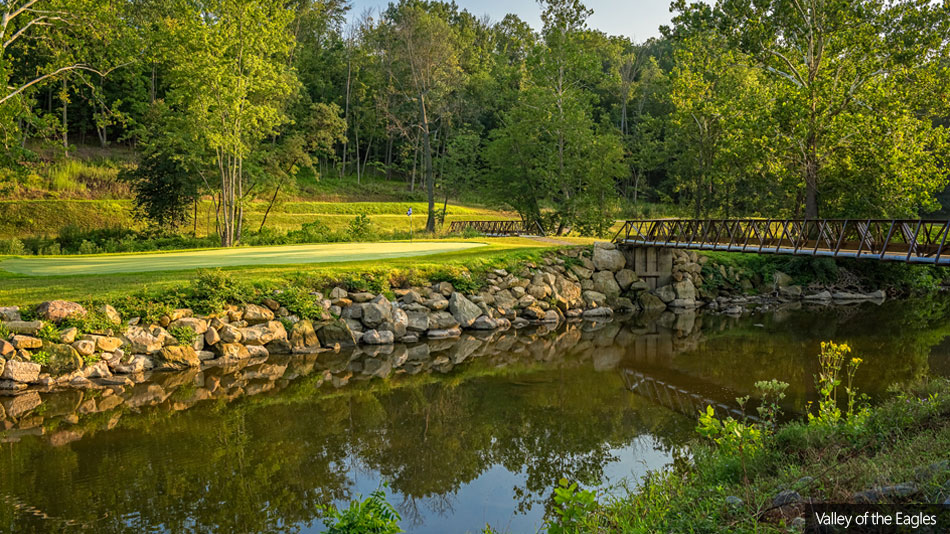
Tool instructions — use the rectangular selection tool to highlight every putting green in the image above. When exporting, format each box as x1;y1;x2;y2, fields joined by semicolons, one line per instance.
0;241;486;276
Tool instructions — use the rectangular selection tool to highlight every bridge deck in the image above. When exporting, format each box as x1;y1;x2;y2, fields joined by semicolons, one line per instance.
613;219;950;265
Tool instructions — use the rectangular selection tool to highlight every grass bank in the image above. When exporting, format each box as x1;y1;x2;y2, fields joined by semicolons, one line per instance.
550;345;950;533
0;237;580;306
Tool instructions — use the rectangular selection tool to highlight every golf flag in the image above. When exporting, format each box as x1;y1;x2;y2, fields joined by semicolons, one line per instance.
407;207;412;216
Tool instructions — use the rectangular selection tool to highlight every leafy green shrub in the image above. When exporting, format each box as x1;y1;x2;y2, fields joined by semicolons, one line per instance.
0;237;26;255
548;478;598;534
36;322;61;343
168;325;197;346
287;220;334;243
275;287;323;320
321;488;402;534
0;322;10;339
31;350;50;366
187;270;256;314
60;309;117;335
347;213;376;240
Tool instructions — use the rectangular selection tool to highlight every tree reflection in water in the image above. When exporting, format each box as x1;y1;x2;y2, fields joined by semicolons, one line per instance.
1;298;948;533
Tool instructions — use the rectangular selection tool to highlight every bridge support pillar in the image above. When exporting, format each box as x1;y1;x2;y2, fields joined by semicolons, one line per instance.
620;246;673;291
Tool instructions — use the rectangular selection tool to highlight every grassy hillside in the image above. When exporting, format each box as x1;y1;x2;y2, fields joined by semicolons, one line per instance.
0;199;514;239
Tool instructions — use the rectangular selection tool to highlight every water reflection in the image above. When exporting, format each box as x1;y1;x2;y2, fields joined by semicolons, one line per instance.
1;298;949;533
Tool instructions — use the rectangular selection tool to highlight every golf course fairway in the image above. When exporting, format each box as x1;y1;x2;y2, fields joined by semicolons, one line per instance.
0;241;486;276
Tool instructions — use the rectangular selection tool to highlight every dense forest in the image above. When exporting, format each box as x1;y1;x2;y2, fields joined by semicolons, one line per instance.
1;0;949;243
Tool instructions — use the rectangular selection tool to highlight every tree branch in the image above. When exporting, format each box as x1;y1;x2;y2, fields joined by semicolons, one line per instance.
1;63;128;106
3;14;65;50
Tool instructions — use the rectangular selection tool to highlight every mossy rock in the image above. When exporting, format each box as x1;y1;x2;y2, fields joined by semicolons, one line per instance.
44;342;84;376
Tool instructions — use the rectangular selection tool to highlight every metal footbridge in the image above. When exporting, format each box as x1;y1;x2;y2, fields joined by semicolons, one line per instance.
613;219;950;265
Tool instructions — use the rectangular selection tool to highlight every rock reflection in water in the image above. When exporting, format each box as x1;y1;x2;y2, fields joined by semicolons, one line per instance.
1;299;949;533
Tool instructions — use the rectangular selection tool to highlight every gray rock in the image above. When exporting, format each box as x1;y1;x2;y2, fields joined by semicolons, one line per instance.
448;293;482;328
240;321;287;346
673;279;696;301
639;292;667;312
569;264;593;280
0;306;20;322
592;246;626;272
772;490;801;508
852;484;918;503
316;319;357;346
243;303;275;324
614;269;638;290
362;296;393;328
3;321;43;335
290;320;318;349
654;285;676;303
329;287;348;299
779;285;803;298
362;329;395;345
212;343;251;359
154;345;201;370
122;326;164;354
204;327;221;346
406;311;430;332
582;290;607;307
1;359;40;383
36;300;86;322
725;496;743;507
72;339;96;357
427;327;461;339
471;315;499;330
47;343;84;375
583;307;612;318
803;290;832;300
592;271;621;297
773;271;794;287
349;292;375;303
428;311;460;330
219;324;243;343
168;317;209;335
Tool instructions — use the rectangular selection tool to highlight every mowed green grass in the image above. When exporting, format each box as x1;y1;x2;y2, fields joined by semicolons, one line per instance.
0;238;572;305
0;241;486;276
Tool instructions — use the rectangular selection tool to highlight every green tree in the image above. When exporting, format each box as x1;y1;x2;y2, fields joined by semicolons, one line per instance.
165;0;297;246
672;0;950;217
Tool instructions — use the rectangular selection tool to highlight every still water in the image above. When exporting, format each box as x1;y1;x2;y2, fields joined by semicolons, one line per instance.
2;298;949;533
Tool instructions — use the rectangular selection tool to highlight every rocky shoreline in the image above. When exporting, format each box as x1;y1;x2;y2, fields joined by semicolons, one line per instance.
0;243;890;394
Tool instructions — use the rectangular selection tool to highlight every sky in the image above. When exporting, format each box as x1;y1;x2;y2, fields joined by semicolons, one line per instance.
347;0;675;41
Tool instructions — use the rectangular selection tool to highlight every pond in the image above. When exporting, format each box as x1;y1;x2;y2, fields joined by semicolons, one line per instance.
2;298;950;533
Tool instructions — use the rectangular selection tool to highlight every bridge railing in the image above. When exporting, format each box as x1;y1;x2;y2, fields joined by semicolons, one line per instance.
613;219;950;265
448;220;544;236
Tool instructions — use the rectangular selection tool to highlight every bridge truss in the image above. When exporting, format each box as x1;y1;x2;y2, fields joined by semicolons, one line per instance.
613;219;950;265
448;220;544;236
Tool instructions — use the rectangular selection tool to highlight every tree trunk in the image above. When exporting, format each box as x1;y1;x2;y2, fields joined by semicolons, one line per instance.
804;132;819;218
61;79;68;157
419;93;436;233
385;134;393;180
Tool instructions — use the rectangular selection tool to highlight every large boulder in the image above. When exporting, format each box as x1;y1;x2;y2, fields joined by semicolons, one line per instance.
672;279;696;301
316;319;357;347
219;324;243;343
11;335;42;350
290;320;319;350
428;311;460;330
0;306;20;322
1;359;40;383
448;293;481;328
362;296;393;328
406;310;430;332
592;271;621;297
241;321;287;346
36;300;86;323
773;271;794;288
614;269;638;290
122;326;164;354
3;321;42;335
581;290;607;308
46;343;84;375
99;304;122;325
362;329;395;345
168;317;209;335
212;343;250;359
0;340;13;357
154;345;201;370
554;277;582;307
639;292;667;312
592;245;626;272
654;285;676;304
243;304;275;325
